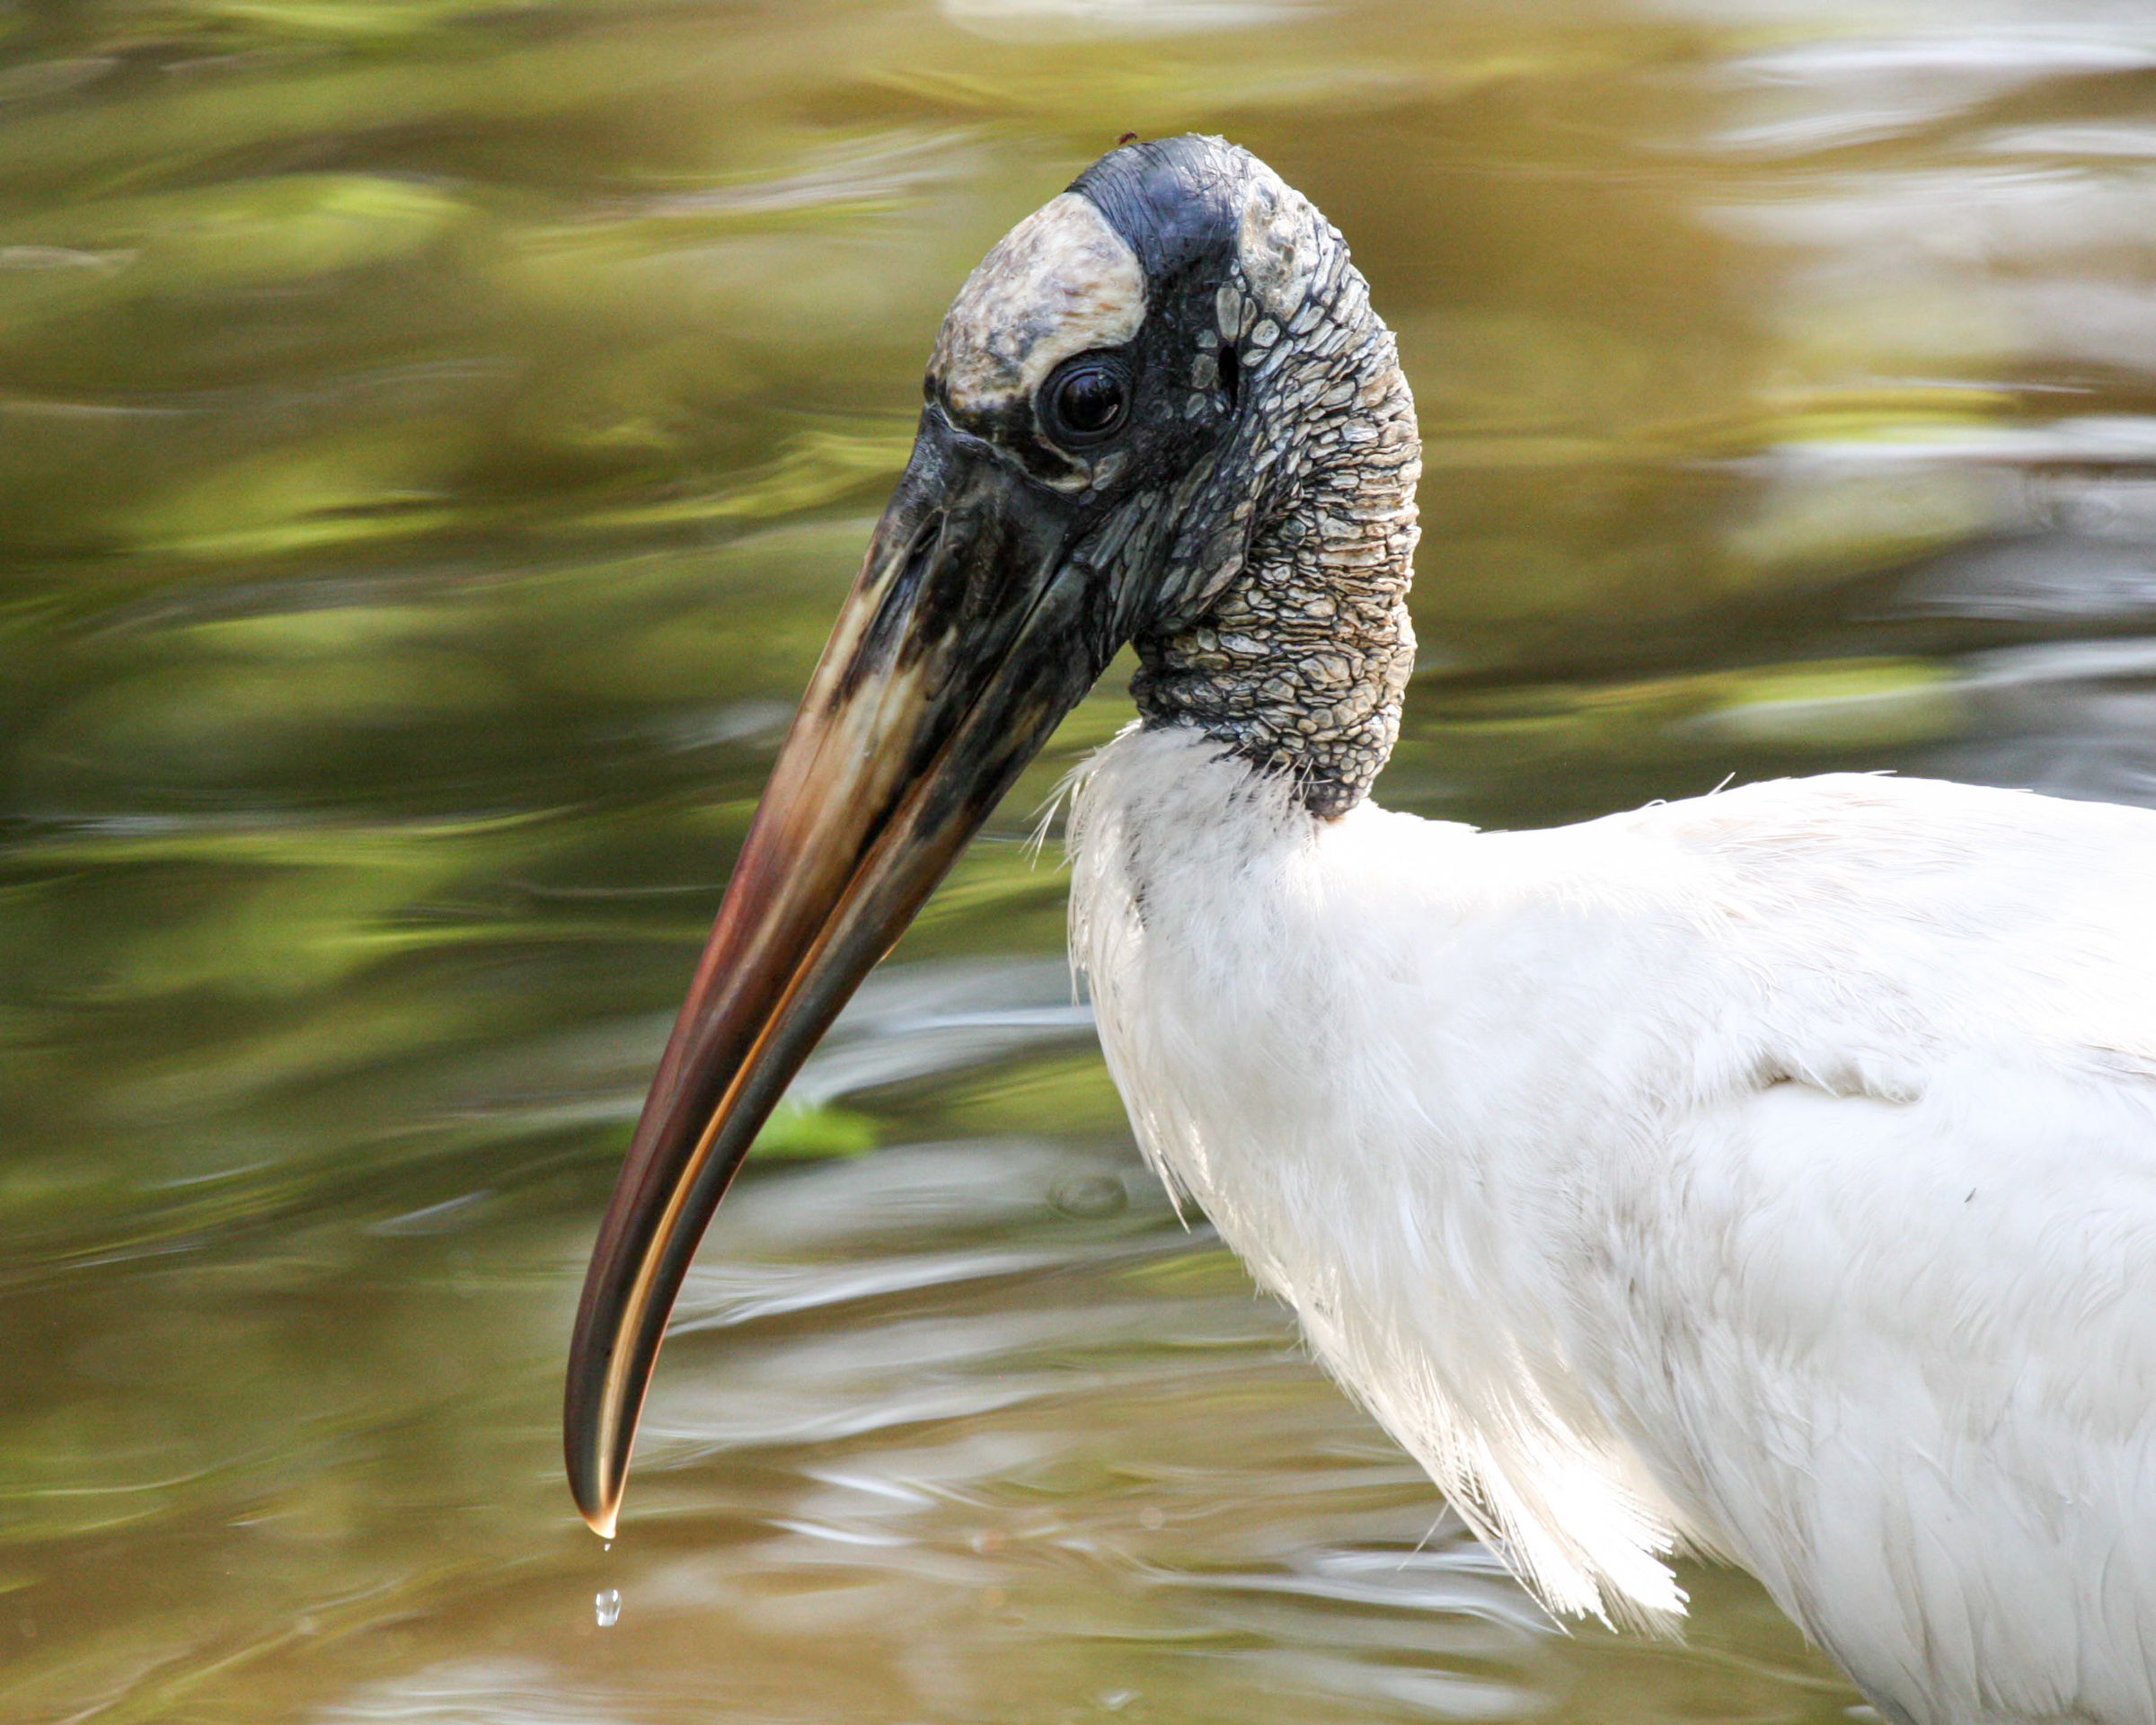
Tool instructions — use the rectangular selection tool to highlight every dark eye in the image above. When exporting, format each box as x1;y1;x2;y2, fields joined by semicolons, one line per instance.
1041;355;1130;447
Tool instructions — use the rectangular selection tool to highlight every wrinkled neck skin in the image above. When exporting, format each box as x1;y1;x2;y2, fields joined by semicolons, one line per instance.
1129;230;1420;818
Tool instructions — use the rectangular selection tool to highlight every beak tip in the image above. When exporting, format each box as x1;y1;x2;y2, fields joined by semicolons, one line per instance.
570;1467;622;1540
566;1423;623;1539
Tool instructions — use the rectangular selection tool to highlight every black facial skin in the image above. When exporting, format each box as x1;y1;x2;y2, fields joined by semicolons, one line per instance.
1072;134;1249;285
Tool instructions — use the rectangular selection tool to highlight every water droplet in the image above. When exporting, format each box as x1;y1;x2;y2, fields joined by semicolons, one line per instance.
594;1588;621;1628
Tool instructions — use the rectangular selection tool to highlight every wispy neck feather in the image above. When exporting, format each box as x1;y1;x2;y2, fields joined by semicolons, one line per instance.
1130;253;1420;818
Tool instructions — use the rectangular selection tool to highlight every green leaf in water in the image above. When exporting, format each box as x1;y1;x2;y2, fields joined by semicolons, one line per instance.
747;1098;878;1161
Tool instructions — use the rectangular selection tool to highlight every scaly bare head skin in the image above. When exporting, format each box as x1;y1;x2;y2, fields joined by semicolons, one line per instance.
930;194;1146;429
1079;142;1420;817
564;136;1421;1535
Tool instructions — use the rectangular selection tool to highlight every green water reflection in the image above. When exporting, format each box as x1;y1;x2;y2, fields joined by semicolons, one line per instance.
4;0;2155;1718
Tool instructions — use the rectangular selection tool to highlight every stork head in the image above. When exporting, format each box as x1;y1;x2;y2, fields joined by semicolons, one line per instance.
564;135;1419;1536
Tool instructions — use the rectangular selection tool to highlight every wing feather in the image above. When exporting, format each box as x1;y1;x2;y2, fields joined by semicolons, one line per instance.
1590;778;2156;1721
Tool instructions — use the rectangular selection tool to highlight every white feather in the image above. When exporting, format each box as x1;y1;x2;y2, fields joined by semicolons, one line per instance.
1069;722;2156;1725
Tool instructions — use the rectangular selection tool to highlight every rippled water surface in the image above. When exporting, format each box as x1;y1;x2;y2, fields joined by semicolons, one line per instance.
5;0;2156;1718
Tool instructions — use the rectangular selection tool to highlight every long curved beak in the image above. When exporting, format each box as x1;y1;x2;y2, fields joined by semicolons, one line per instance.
564;412;1112;1536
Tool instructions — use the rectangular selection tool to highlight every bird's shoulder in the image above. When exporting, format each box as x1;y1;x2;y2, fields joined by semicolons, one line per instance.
1640;773;2156;1081
1354;772;2156;1095
1525;769;2156;920
1616;769;2156;894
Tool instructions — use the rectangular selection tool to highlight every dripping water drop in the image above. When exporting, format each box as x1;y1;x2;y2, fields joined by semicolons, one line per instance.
595;1588;622;1628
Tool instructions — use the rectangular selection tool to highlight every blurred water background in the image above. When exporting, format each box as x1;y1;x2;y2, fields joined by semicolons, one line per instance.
4;0;2156;1718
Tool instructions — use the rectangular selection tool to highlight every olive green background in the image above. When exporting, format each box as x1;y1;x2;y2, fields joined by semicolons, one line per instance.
4;0;2153;1719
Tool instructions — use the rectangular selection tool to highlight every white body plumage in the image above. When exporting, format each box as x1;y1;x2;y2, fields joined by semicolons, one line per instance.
1071;723;2156;1725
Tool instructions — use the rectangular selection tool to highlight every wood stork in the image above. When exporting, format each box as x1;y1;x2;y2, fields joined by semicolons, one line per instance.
564;135;2156;1725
